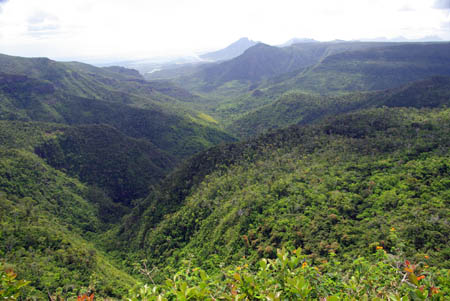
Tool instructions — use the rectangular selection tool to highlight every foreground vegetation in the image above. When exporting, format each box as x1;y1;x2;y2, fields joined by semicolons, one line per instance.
127;248;448;300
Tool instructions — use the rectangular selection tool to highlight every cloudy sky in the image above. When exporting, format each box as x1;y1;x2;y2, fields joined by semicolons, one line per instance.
0;0;449;61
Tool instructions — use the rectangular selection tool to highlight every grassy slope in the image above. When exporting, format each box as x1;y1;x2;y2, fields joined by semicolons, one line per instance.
123;107;450;280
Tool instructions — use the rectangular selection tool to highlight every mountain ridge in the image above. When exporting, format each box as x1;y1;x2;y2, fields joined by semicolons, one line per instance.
0;54;236;159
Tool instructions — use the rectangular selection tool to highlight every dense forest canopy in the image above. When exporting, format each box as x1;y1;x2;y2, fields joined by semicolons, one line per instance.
0;41;449;299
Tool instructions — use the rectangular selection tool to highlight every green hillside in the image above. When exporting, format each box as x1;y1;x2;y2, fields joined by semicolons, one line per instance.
0;58;236;159
0;53;236;299
0;53;185;107
123;107;450;281
0;122;138;299
229;76;450;138
274;43;450;94
34;124;175;208
0;52;230;122
200;43;309;85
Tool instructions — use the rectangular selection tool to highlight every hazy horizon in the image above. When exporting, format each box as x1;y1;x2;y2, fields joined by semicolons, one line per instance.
0;0;450;63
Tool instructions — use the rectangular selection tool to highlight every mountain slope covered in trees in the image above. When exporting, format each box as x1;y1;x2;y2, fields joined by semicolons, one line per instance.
0;54;235;158
0;122;139;298
0;53;236;299
229;76;450;138
120;107;450;280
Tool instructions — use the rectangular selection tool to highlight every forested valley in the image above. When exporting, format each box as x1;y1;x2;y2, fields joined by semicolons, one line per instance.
1;41;449;300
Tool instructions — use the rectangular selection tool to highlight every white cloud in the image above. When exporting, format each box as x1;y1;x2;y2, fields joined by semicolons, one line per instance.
434;0;450;9
0;0;8;13
0;0;448;61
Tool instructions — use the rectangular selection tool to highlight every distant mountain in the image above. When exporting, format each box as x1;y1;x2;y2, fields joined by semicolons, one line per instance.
199;37;258;61
149;41;391;85
185;43;318;90
278;37;318;47
183;41;450;94
202;43;305;82
177;41;398;92
359;35;443;42
273;42;450;94
169;41;450;128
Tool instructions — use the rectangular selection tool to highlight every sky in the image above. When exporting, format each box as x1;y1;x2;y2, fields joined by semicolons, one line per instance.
0;0;449;62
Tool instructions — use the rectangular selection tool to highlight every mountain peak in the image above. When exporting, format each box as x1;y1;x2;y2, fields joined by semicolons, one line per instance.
278;37;318;47
200;37;258;62
234;37;254;44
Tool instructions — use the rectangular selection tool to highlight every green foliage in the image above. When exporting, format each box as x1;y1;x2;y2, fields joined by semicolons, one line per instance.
0;264;30;300
128;108;450;283
0;130;139;298
127;248;448;300
35;124;175;207
0;54;236;159
169;42;450;128
0;148;137;298
0;54;235;298
229;76;450;138
228;90;365;138
0;120;68;150
0;120;174;220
